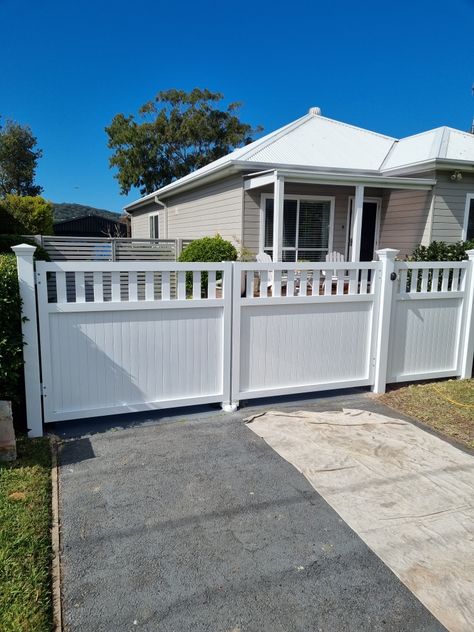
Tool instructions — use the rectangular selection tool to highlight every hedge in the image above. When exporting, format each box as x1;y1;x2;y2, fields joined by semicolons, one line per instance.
178;235;237;296
410;240;474;262
0;254;24;405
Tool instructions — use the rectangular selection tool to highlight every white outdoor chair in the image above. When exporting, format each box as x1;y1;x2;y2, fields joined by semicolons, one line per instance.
321;251;346;285
256;251;290;295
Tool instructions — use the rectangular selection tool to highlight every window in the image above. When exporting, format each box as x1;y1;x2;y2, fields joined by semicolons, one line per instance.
464;194;474;241
149;214;160;238
262;196;333;261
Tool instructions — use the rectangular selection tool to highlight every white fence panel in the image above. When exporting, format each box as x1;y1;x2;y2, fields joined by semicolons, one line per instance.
35;261;232;423
232;261;381;402
388;262;469;382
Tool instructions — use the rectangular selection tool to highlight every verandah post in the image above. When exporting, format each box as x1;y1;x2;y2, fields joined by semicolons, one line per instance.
372;248;399;393
459;250;474;379
11;244;43;437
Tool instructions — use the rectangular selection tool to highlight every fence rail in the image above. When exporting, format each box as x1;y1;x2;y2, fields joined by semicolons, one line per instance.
12;245;474;437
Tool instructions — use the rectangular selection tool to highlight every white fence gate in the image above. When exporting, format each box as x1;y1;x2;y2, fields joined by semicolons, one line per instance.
12;246;474;437
31;257;233;425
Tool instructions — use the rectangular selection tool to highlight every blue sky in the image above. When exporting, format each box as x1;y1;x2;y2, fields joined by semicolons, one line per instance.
1;0;473;214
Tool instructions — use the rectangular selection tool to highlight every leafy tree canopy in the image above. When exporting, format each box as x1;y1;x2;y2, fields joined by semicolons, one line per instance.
106;88;262;195
0;119;43;197
0;194;54;235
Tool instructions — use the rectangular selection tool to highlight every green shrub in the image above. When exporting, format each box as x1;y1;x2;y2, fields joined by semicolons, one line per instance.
0;194;54;235
410;240;474;262
178;235;237;296
0;235;49;261
0;254;24;404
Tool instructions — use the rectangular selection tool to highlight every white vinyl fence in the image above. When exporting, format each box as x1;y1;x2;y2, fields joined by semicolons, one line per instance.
12;246;474;437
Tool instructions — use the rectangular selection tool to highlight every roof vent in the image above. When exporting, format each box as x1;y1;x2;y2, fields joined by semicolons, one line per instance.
309;106;321;116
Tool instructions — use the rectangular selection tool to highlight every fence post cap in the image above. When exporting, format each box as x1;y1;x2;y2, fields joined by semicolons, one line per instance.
465;249;474;260
11;243;37;256
375;248;399;260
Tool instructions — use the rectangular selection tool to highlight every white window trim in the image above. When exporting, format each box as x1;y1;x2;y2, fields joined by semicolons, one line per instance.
259;194;335;259
149;212;160;239
346;196;382;260
462;193;474;241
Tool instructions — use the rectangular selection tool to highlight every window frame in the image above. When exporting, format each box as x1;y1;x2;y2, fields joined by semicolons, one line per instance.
149;212;160;239
462;193;474;241
259;194;335;260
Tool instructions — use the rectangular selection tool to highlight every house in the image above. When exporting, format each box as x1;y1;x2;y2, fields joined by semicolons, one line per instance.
124;108;474;261
54;214;129;237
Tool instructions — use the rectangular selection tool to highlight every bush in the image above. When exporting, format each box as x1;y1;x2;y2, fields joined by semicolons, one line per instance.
410;240;474;262
0;234;50;261
178;235;237;296
0;194;54;235
0;254;24;405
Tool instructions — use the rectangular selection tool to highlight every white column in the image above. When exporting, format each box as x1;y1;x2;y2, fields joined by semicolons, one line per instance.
350;185;364;262
273;173;285;262
372;248;399;393
11;244;43;437
460;249;474;379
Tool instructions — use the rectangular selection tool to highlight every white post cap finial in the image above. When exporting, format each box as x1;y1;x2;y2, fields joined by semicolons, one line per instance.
11;243;37;256
465;249;474;260
376;248;399;260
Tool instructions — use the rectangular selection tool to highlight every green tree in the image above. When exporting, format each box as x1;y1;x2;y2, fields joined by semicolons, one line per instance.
0;194;54;235
106;88;261;195
0;120;43;196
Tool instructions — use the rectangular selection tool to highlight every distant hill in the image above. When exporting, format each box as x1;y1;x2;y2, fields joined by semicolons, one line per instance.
53;203;122;223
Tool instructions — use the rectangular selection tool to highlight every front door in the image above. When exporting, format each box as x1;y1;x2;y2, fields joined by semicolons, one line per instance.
347;199;380;261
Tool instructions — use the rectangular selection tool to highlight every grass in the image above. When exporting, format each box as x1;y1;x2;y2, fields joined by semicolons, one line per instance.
0;436;53;632
380;379;474;449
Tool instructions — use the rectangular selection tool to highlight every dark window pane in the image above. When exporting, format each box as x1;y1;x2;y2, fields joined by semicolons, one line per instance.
282;250;296;262
283;200;297;248
298;201;330;249
264;199;274;248
467;199;474;241
297;250;326;262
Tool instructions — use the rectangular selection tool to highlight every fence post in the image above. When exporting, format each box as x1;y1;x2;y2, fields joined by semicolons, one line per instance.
11;244;43;438
176;239;183;260
372;248;399;394
460;250;474;379
111;238;117;261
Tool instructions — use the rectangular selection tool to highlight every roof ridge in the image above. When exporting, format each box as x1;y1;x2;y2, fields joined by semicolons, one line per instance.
313;114;397;141
236;113;313;160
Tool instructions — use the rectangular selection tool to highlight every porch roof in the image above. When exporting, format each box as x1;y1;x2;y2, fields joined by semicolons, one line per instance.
243;168;436;191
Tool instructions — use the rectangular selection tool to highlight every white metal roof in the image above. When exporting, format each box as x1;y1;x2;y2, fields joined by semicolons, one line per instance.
125;109;474;210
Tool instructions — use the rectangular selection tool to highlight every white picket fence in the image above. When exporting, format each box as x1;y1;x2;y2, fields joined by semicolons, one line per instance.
12;245;474;437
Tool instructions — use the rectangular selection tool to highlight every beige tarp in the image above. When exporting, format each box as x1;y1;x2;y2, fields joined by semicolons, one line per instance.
246;409;474;632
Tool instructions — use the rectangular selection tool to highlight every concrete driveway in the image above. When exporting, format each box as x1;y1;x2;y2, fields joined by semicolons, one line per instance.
56;391;445;631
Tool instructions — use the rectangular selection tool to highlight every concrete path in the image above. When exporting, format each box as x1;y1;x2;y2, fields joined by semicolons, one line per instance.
56;391;446;631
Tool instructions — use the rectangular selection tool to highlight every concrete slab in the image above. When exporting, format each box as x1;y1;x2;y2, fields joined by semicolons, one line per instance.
56;390;445;631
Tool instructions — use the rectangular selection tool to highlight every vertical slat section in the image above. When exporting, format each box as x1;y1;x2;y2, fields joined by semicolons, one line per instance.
324;269;332;295
286;270;295;297
432;268;441;293
129;271;138;301
421;269;429;293
260;270;268;298
75;272;85;303
162;271;170;300
312;269;319;296
192;270;201;299
56;272;67;303
273;270;282;297
299;270;307;297
349;268;358;295
208;270;217;299
399;269;407;294
409;268;418;293
441;268;450;292
359;269;368;295
93;272;103;303
336;269;344;295
453;268;461;291
145;271;154;300
177;271;186;299
111;271;120;302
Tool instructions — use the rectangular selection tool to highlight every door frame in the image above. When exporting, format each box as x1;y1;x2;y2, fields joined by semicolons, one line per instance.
346;197;382;261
